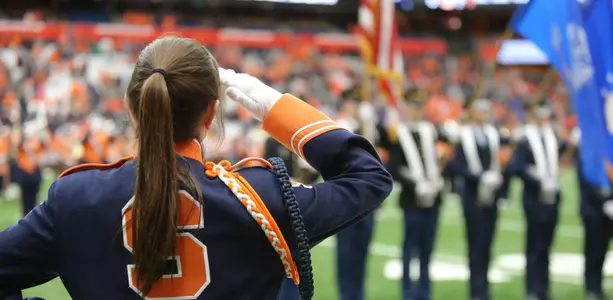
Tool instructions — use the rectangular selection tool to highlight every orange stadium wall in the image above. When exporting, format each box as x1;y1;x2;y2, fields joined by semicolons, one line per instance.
0;21;448;54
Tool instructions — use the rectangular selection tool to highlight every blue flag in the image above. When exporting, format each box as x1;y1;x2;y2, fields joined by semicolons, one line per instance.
511;0;611;188
583;0;613;185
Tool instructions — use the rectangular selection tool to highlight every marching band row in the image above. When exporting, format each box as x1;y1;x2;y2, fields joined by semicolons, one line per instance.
327;87;605;300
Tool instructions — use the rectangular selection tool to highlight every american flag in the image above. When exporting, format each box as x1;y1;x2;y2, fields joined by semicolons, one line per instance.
355;0;404;108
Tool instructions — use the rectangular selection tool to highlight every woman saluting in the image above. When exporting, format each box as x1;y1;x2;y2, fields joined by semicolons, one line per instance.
0;37;392;300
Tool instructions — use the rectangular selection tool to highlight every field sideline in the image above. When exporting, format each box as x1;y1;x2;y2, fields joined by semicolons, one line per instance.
1;169;612;300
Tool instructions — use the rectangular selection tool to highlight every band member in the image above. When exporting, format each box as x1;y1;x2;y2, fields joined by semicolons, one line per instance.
80;115;112;164
106;134;128;164
497;126;515;208
448;98;510;300
441;119;461;196
508;101;561;300
335;87;377;300
387;89;450;300
11;121;46;216
570;127;613;300
46;124;80;173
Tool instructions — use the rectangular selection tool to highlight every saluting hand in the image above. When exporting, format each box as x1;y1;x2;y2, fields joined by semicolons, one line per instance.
219;67;282;121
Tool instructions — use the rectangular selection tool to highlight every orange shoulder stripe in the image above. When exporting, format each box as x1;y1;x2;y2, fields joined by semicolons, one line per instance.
262;94;345;159
58;156;135;179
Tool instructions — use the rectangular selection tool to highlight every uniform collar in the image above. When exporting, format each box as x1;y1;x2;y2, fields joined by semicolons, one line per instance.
175;139;204;164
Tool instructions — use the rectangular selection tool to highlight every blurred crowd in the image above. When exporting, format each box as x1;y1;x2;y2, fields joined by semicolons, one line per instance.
0;14;576;170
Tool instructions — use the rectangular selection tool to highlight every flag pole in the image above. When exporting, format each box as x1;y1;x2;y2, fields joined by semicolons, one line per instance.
477;28;516;172
531;66;557;102
502;67;559;169
356;33;374;103
355;34;378;142
362;69;372;103
470;27;515;106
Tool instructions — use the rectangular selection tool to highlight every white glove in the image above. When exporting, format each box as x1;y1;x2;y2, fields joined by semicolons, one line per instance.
416;181;437;207
477;183;496;206
399;166;417;182
477;171;501;206
541;177;559;193
218;68;282;121
569;127;581;146
540;177;559;204
526;165;542;180
416;183;431;197
603;200;613;219
512;127;525;142
431;178;445;191
481;171;502;188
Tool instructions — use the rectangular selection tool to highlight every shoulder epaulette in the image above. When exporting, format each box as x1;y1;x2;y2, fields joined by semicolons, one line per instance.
58;156;135;179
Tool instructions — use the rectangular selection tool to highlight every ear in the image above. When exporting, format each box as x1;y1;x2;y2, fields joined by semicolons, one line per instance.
201;100;219;130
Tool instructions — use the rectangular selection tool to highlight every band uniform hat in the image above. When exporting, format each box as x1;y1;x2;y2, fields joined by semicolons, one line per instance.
522;100;536;112
403;88;423;105
535;99;553;118
341;86;361;102
524;98;552;118
468;98;492;112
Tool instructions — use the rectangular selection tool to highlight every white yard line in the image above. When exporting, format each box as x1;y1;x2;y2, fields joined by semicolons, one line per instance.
316;239;593;285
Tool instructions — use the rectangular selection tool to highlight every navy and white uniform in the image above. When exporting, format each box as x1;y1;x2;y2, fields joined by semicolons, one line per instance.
508;123;562;300
449;122;510;300
572;127;613;299
334;107;378;300
389;120;448;300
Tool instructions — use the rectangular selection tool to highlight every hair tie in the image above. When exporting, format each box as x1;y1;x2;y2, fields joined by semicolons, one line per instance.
151;68;168;77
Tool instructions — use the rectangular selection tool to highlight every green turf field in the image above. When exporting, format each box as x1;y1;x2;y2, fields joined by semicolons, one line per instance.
1;169;611;300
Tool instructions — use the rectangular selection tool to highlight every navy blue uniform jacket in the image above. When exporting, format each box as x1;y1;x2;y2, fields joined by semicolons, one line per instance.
507;129;565;223
448;125;510;203
0;94;393;299
507;137;564;197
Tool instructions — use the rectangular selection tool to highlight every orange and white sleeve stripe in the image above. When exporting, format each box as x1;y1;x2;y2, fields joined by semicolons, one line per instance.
262;94;346;158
